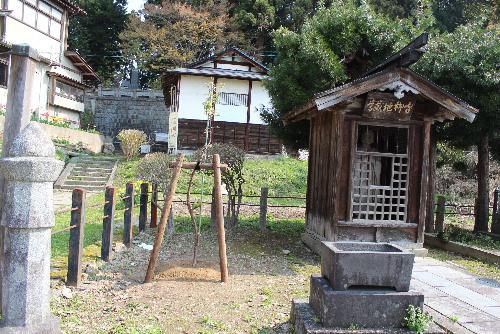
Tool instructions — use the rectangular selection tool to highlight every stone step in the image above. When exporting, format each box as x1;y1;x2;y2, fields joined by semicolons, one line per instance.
72;167;113;172
64;180;108;186
67;176;109;182
59;184;106;192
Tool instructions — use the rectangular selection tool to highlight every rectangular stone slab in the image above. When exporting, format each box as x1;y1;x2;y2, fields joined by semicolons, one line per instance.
291;299;444;334
309;275;424;329
321;241;414;291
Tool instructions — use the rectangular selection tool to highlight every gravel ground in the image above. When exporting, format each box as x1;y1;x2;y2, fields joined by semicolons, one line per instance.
51;222;319;334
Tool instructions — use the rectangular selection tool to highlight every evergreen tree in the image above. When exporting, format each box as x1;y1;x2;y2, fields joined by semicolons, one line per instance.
68;0;128;86
262;1;409;148
416;15;499;232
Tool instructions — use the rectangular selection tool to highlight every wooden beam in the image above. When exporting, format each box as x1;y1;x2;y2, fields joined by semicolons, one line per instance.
417;121;432;243
168;161;228;171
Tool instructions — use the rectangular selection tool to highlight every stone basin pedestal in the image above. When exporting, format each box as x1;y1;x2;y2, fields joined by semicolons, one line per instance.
321;242;414;292
291;241;441;334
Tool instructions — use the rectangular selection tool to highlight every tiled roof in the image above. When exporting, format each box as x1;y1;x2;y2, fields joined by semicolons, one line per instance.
165;67;268;80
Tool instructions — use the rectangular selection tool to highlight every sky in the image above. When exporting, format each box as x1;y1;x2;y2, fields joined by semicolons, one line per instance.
127;0;145;12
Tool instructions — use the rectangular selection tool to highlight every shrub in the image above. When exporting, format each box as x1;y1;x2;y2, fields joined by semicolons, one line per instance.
137;152;172;192
404;305;432;334
117;129;147;160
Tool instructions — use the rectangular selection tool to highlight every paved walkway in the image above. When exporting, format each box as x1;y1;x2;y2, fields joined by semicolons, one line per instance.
412;257;500;334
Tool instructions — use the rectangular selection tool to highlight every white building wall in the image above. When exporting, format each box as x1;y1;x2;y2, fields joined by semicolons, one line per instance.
216;78;248;123
250;81;271;124
177;75;272;125
177;75;212;120
4;17;62;63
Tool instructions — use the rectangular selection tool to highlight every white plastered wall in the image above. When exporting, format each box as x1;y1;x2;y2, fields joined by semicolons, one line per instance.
177;75;272;125
5;17;63;63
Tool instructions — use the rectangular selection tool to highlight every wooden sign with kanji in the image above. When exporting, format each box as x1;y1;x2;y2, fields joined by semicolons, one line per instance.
363;92;415;121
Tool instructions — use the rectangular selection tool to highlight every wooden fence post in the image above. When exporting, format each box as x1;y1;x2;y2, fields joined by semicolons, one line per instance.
124;182;135;247
435;195;446;233
492;188;500;234
66;188;86;287
260;187;269;232
101;186;116;261
150;183;158;228
139;183;148;232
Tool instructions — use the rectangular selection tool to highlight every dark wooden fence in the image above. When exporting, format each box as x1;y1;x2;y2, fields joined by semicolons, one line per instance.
53;184;500;287
177;118;283;154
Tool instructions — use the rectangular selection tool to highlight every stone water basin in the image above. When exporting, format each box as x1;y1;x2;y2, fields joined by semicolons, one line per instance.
320;241;415;292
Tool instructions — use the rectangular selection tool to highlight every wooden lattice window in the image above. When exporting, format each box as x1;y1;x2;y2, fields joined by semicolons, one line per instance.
351;124;409;223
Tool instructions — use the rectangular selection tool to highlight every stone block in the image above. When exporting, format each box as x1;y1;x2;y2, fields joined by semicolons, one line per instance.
321;241;414;291
309;275;424;329
291;299;443;334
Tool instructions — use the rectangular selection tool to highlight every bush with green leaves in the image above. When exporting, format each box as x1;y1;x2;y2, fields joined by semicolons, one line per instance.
137;152;172;192
194;143;245;227
117;129;147;160
404;305;432;334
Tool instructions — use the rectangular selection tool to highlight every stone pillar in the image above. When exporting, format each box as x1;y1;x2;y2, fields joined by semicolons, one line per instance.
0;123;64;334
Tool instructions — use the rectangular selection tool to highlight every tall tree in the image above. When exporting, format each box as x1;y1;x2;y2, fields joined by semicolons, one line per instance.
416;18;499;232
68;0;128;85
262;1;410;148
120;0;239;87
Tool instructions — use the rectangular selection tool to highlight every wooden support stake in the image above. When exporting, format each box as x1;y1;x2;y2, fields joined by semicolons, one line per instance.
150;183;158;228
139;183;149;232
211;186;216;228
124;182;135;247
492;188;500;234
101;187;116;262
260;187;269;232
213;154;229;283
144;154;185;283
435;196;446;233
66;188;86;287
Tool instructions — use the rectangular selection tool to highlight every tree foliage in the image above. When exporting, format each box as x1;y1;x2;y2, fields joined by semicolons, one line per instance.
263;1;411;148
120;0;239;87
68;0;128;85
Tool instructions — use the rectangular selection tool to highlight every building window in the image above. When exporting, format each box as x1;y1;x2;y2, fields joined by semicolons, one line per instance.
0;57;8;87
218;92;248;106
351;124;409;223
55;80;84;102
9;0;63;40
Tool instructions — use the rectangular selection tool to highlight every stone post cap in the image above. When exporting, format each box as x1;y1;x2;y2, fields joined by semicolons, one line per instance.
11;44;40;61
0;122;64;182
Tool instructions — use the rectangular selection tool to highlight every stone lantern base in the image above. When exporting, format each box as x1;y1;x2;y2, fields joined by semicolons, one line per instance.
0;315;61;334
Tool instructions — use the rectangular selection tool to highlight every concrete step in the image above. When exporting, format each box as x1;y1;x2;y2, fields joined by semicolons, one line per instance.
64;180;106;186
72;167;113;172
59;184;107;192
55;155;118;191
67;176;109;182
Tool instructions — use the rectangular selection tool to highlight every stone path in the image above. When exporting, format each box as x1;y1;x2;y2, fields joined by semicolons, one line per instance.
412;257;500;334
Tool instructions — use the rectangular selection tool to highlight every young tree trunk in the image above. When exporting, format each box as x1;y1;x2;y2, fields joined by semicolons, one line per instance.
475;133;490;232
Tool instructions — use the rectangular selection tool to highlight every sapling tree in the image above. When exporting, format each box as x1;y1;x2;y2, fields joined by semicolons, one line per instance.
117;129;148;160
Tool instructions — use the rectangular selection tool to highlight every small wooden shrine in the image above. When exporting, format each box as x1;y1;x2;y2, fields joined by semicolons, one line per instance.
283;34;478;253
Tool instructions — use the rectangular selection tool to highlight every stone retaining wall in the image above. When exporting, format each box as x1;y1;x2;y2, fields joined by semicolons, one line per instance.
84;91;169;138
0;115;107;153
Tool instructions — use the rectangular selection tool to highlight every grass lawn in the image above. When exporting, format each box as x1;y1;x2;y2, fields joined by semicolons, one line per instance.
50;155;308;282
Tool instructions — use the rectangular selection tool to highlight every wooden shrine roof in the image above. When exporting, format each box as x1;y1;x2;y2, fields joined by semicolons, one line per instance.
283;67;478;124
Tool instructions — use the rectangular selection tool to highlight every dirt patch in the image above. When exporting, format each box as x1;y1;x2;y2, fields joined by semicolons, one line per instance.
51;224;319;334
156;260;221;282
